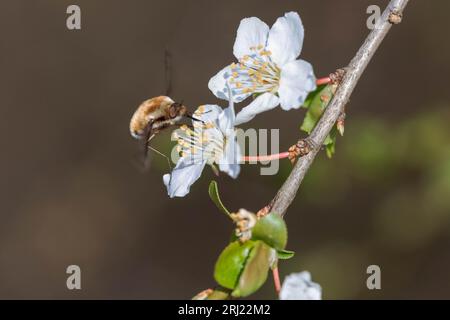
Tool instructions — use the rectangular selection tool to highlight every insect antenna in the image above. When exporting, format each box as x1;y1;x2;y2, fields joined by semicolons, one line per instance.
164;47;172;96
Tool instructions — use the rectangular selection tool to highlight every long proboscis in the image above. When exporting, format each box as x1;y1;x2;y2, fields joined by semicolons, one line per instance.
185;113;204;123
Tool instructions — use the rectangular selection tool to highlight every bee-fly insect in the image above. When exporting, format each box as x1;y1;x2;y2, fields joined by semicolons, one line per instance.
129;96;202;168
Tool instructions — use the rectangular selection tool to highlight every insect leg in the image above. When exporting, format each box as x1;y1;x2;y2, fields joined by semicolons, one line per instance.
147;144;172;172
147;141;175;188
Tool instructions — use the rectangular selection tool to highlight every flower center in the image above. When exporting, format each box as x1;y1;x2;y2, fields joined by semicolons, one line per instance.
173;108;226;165
229;45;281;95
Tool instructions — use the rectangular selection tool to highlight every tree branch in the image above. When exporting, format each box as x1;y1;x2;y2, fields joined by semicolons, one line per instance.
270;0;410;217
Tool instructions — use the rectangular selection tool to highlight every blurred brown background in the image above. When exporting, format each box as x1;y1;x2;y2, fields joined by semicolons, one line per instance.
0;0;449;299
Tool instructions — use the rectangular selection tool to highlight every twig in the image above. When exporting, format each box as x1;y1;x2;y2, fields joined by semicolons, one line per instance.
269;0;410;217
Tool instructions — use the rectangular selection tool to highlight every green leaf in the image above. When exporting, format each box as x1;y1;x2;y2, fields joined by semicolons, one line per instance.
214;241;256;290
301;84;334;133
300;107;319;134
192;288;230;300
206;289;230;300
277;249;295;260
251;213;288;250
326;144;335;158
325;126;338;158
208;180;230;216
302;84;328;110
301;84;339;157
232;241;273;297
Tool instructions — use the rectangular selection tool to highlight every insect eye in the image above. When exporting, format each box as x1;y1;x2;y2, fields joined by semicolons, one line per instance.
169;104;179;118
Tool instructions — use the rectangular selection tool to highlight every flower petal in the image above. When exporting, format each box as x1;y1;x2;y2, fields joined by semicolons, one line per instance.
218;86;236;132
235;93;279;126
208;65;252;102
233;17;270;60
278;59;316;110
218;130;241;179
194;104;222;123
279;271;322;300
267;12;304;67
163;157;207;198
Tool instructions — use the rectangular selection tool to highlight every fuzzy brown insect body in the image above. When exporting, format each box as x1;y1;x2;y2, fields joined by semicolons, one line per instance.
130;96;187;140
129;96;189;168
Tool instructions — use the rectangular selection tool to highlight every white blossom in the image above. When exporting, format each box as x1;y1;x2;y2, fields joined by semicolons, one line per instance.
279;271;322;300
209;12;316;125
163;100;240;198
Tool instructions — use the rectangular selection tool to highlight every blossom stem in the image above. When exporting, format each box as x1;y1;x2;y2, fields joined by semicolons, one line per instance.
272;267;281;295
241;152;290;162
316;77;332;86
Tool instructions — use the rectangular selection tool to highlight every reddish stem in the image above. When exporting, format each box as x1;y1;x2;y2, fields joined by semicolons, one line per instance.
316;77;331;86
242;152;290;162
272;267;281;295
